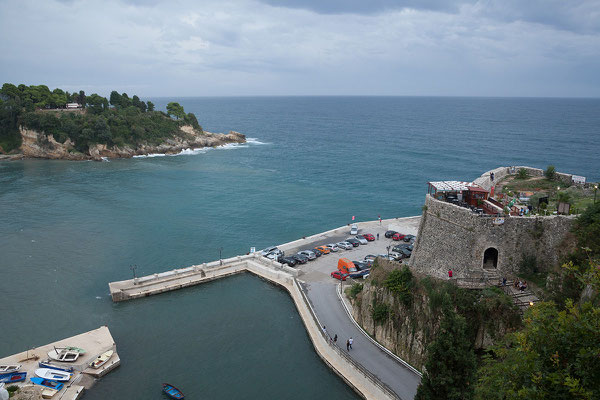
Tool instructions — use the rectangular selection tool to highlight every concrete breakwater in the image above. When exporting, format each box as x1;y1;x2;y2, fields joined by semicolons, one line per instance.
108;253;400;399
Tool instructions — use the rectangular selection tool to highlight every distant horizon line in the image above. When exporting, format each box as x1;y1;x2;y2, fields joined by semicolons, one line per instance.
143;94;600;100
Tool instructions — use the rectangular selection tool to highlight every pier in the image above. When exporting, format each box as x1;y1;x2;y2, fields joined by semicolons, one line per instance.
0;326;120;399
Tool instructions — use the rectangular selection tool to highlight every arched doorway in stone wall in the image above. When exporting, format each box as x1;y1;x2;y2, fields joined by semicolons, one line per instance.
483;247;498;269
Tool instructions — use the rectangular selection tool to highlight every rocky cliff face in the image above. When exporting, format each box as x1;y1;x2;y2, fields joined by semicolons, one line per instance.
349;264;521;370
16;125;246;161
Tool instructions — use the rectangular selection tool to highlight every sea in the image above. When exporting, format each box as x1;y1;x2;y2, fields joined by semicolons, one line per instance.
1;96;599;399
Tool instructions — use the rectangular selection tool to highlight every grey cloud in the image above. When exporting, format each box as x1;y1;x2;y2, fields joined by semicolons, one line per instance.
257;0;474;14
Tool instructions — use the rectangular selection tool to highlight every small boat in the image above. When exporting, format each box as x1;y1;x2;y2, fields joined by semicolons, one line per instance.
63;346;86;355
38;361;74;373
162;383;184;399
47;349;79;362
0;365;20;374
30;377;64;391
89;350;113;369
41;387;59;399
0;372;27;383
35;368;72;382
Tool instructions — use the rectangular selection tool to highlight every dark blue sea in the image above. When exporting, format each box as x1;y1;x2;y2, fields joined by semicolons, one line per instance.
1;97;599;398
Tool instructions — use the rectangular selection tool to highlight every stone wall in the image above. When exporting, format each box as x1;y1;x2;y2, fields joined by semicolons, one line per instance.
410;166;577;280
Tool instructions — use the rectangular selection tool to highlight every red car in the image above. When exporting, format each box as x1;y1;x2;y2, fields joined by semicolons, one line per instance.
393;233;406;241
361;233;375;241
330;271;348;281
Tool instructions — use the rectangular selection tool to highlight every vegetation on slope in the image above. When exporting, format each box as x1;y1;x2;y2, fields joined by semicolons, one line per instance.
0;83;202;153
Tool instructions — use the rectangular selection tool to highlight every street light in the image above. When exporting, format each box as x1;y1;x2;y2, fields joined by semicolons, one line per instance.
130;264;138;282
386;245;391;258
218;247;223;265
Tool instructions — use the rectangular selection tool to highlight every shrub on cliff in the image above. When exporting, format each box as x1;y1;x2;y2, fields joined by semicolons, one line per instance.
384;266;414;306
545;165;557;180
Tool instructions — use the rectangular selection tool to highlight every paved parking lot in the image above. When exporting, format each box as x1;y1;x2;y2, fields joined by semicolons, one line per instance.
290;218;420;283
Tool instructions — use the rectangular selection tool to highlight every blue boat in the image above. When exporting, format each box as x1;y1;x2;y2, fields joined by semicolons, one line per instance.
0;372;26;383
30;377;64;391
162;383;184;399
38;361;74;373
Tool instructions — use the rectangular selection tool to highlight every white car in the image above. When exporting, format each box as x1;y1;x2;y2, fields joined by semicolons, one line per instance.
354;235;368;245
337;241;353;250
350;224;358;235
326;244;339;252
298;250;317;260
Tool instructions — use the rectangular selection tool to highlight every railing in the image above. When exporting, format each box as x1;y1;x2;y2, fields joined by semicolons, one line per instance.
293;279;402;400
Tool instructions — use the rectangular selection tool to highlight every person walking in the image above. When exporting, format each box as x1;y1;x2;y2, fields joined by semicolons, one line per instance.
333;334;337;343
376;233;380;240
448;269;453;279
346;339;350;351
349;337;353;349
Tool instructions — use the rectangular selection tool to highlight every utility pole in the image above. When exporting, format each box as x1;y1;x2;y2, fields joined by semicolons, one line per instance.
219;247;223;265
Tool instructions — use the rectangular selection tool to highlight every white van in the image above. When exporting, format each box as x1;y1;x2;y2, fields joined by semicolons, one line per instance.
350;224;358;235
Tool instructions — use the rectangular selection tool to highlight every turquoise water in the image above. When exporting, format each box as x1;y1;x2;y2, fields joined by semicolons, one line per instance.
1;97;599;398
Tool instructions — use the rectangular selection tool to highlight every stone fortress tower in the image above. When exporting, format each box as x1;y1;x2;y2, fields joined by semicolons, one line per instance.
409;166;580;281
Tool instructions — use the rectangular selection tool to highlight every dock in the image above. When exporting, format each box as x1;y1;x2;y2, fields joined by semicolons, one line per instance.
0;326;120;399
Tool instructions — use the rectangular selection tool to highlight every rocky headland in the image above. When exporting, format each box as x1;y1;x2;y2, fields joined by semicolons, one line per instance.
1;125;246;161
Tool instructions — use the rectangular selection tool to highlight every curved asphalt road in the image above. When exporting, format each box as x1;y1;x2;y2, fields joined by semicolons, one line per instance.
304;281;420;400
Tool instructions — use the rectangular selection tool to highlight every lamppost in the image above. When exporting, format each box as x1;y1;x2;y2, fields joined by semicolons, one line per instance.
386;245;391;259
219;247;223;265
130;264;138;284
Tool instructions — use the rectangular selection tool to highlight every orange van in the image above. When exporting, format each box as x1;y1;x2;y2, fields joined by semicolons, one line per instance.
337;258;357;274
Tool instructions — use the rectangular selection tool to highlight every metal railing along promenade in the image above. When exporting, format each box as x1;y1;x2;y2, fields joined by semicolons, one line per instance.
293;279;403;400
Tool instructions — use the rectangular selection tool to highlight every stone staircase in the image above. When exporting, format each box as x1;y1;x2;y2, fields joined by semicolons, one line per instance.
499;279;540;313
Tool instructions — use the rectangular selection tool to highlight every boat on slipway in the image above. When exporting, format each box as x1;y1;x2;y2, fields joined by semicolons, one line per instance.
90;350;114;369
35;368;72;382
38;361;74;373
0;365;20;374
30;377;64;392
47;349;79;362
0;372;27;383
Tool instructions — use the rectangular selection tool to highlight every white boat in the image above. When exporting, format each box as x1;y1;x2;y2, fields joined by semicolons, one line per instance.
35;368;72;382
0;365;20;374
90;350;114;369
41;388;59;399
47;349;79;363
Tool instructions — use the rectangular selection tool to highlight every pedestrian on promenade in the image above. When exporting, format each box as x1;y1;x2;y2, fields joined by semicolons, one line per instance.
346;339;350;351
334;334;337;343
377;233;380;240
349;337;353;349
502;277;507;286
323;326;327;335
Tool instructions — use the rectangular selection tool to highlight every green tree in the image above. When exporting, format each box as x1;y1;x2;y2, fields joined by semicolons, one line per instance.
517;168;529;179
147;101;155;112
109;91;122;107
166;102;185;120
545;165;557;180
86;94;108;115
416;307;477;400
184;112;201;130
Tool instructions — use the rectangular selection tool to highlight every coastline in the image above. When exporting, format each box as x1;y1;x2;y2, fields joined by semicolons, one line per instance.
0;126;246;161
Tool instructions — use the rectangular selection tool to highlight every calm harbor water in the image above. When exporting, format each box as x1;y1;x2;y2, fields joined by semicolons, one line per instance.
1;97;599;398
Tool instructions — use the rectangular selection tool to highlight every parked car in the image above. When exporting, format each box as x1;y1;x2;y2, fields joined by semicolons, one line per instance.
280;256;298;267
398;248;412;258
352;261;369;271
403;234;416;242
392;233;406;241
260;246;279;256
337;241;353;250
363;259;374;267
354;235;368;245
267;252;284;262
314;246;331;254
298;250;316;260
292;254;308;264
350;224;358;235
345;238;360;247
331;270;348;281
349;269;370;278
392;244;409;252
326;244;340;252
361;233;375;241
364;254;377;261
384;230;397;238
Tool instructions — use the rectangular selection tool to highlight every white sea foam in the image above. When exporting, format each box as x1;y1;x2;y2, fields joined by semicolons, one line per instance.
101;157;110;162
132;137;269;158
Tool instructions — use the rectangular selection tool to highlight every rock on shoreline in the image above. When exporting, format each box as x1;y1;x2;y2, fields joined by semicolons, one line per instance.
3;125;246;161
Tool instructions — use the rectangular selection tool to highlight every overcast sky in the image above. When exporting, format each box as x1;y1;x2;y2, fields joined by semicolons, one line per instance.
1;0;599;97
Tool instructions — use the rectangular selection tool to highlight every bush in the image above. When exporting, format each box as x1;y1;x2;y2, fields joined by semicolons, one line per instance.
372;301;390;324
516;168;528;179
348;283;363;299
384;267;414;305
545;165;556;180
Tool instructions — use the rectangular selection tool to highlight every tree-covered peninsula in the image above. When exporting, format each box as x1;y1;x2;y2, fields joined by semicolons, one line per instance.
0;83;245;160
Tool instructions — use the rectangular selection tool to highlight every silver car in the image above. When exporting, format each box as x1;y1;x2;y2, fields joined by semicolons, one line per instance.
298;250;317;260
354;235;368;245
337;241;353;250
326;243;340;252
